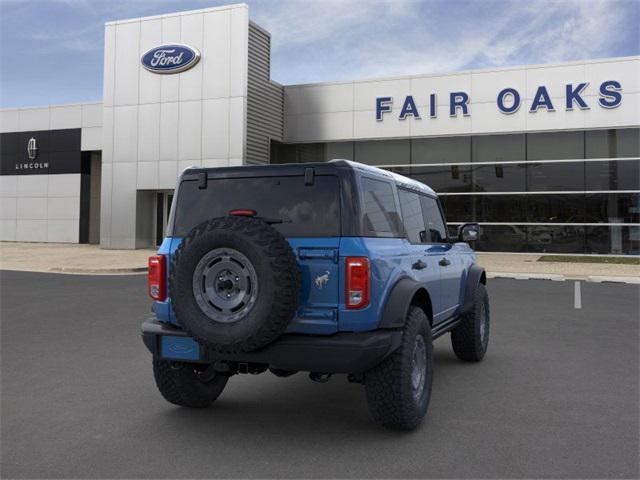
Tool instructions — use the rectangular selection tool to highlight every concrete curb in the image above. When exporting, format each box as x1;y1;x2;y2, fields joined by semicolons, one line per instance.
488;271;640;284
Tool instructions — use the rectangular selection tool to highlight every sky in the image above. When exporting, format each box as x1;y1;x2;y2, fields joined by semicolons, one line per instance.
0;0;638;108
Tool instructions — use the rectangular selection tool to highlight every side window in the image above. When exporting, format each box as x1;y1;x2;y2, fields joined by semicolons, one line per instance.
361;177;402;236
420;195;448;243
398;189;426;243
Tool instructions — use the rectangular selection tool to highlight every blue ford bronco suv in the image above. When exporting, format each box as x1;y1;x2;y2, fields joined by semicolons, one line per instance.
142;160;489;430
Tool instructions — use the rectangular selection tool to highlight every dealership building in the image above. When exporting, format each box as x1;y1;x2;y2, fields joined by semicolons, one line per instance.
1;3;638;254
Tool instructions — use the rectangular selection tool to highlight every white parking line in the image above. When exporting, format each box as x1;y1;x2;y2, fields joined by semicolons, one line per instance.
574;281;582;309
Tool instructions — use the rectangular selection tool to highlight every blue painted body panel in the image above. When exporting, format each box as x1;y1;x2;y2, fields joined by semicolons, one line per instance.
153;234;476;335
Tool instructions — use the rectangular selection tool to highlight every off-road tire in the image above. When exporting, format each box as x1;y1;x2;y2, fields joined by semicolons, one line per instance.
153;359;228;408
364;306;433;430
451;283;489;362
169;216;300;353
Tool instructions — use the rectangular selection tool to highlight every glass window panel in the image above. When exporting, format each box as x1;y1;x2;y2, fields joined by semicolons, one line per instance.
173;176;341;237
526;194;584;223
476;225;528;252
585;192;640;224
585;128;640;159
585;160;640;191
296;143;325;163
411;136;471;164
325;142;354;161
354;139;409;166
398;189;425;243
440;195;474;222
526;161;585;191
586;226;640;255
270;142;297;164
410;165;473;193
527;226;585;254
472;164;526;192
472;134;525;162
420;195;447;242
527;131;584;160
526;194;585;222
361;177;402;235
476;195;527;222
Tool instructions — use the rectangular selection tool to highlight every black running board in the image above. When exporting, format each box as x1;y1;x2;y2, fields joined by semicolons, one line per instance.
432;316;462;339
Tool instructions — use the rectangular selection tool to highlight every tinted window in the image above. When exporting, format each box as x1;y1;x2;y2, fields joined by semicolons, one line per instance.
585;192;640;224
173;175;340;237
526;194;585;223
412;136;471;164
586;226;640;255
472;163;526;192
440;195;473;222
476;195;527;222
398;189;426;243
585;159;640;190
325;142;354;161
355;140;410;166
527;161;585;191
476;225;528;252
585;128;640;158
411;165;473;193
420;196;447;243
527;131;584;160
361;177;402;235
527;226;585;254
473;134;525;162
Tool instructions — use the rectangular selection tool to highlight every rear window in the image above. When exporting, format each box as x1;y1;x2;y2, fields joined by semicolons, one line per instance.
172;175;341;237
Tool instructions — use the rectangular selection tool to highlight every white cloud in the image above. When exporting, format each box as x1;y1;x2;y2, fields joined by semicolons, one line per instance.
252;0;634;84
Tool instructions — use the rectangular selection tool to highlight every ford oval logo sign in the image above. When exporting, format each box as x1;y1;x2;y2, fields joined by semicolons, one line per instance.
141;44;200;74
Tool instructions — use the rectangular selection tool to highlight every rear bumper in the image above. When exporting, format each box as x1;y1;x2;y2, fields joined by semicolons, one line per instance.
141;319;402;374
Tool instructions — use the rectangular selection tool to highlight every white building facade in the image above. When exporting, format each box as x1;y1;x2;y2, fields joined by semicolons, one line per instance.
1;4;638;254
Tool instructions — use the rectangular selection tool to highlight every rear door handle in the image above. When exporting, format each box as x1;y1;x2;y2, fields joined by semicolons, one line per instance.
412;260;427;270
439;257;451;267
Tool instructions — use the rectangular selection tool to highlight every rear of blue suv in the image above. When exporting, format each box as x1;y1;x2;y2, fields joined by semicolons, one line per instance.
142;160;489;430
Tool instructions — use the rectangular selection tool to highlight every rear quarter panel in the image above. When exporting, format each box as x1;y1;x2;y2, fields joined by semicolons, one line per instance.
338;237;427;332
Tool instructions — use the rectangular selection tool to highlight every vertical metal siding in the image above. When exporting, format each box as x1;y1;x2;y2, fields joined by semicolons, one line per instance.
246;23;284;165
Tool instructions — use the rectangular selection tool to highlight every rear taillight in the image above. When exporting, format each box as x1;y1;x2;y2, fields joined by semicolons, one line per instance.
148;255;166;301
345;257;370;309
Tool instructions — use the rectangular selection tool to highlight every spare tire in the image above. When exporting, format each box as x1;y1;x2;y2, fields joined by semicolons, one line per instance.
169;216;300;353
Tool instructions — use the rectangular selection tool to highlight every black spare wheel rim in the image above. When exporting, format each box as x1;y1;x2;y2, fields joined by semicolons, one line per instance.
169;216;300;353
192;247;259;323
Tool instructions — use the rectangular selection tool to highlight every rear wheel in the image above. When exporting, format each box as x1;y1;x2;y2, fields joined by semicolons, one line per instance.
364;306;433;430
450;283;490;362
153;359;228;408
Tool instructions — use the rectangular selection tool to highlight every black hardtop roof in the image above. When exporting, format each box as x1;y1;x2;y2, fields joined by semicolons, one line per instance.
180;159;437;196
182;160;351;178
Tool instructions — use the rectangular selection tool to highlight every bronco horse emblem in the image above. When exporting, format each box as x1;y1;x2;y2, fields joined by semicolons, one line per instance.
314;270;330;289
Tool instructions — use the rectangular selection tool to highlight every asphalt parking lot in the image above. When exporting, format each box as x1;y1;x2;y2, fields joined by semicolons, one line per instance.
1;271;638;479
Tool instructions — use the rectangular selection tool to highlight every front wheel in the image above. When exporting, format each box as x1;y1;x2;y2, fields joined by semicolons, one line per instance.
364;306;433;430
153;359;228;408
450;283;490;362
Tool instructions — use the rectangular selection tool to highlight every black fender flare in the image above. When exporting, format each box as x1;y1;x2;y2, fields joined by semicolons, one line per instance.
379;277;432;329
460;264;487;314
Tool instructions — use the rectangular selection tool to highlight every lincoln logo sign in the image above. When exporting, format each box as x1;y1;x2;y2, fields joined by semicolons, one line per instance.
27;137;38;160
141;44;201;74
376;80;622;120
16;137;48;171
